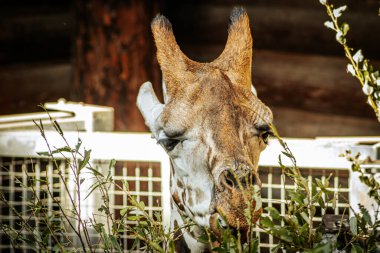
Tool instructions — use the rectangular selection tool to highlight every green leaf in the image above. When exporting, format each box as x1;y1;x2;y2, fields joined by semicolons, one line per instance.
75;138;82;151
318;196;326;209
260;216;274;228
36;151;50;156
362;208;373;226
130;238;140;251
351;244;364;253
197;234;209;244
109;159;116;170
300;212;310;224
311;181;318;196
288;191;304;205
310;241;336;253
350;216;358;235
341;22;350;36
87;166;103;177
148;241;164;253
127;215;140;221
51;146;72;154
138;201;146;211
271;244;282;253
109;235;122;251
53;120;64;136
79;149;91;171
279;233;293;243
265;207;281;220
281;151;293;159
120;207;129;216
85;181;107;200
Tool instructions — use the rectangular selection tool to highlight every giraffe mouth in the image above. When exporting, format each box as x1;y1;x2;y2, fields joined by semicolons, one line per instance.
209;198;262;241
209;212;250;242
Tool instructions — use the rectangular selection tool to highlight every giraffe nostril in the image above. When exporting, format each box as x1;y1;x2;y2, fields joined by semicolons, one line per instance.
225;177;235;188
220;169;258;191
221;170;237;190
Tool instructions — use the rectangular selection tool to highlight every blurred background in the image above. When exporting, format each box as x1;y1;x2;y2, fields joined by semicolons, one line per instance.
0;0;379;137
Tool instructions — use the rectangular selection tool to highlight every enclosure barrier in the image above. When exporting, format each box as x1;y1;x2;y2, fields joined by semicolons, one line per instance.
1;130;379;252
1;102;380;252
0;131;171;253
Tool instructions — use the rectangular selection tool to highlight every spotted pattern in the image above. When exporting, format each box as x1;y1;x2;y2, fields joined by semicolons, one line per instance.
138;7;273;253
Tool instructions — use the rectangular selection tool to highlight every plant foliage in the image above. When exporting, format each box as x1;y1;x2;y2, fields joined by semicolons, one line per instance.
320;0;380;121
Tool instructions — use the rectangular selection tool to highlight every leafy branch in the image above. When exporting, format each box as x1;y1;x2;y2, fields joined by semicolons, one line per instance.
320;0;380;121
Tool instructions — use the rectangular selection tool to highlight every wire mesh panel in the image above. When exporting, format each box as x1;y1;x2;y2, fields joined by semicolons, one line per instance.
256;166;350;253
0;157;69;253
94;160;164;251
1;131;374;252
0;157;167;253
0;131;171;252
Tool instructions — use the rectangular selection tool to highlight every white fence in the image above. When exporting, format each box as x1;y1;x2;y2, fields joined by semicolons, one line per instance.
0;131;170;252
1;129;380;252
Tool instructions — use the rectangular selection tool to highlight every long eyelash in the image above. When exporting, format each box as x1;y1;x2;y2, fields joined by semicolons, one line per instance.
157;138;180;151
261;131;274;144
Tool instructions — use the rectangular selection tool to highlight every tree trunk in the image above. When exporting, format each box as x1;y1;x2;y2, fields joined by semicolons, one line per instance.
73;0;162;131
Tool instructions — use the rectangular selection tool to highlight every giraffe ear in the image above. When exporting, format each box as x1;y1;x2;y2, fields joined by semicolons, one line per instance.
212;7;252;90
251;83;257;96
151;15;197;99
137;82;164;138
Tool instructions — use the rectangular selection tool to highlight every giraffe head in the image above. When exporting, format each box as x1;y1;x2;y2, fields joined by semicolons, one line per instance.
137;7;273;239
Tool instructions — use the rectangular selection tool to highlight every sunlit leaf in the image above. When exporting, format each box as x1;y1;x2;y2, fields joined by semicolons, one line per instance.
335;30;345;44
260;216;274;228
349;216;357;235
300;212;310;224
265;207;281;220
341;22;350;36
333;5;347;18
353;50;364;63
79;149;91;171
324;21;334;30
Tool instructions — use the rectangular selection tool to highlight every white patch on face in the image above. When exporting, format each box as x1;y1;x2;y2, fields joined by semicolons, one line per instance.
172;173;213;227
170;207;210;252
169;128;215;228
204;131;226;184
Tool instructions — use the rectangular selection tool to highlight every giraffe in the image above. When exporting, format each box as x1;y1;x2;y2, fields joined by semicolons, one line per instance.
137;7;273;252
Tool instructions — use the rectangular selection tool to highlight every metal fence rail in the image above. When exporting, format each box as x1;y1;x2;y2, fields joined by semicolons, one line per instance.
256;166;350;253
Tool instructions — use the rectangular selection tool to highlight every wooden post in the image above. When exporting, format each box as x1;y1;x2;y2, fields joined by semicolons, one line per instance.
73;0;162;131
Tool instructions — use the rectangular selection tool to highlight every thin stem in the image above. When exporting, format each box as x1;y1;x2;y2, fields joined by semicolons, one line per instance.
323;3;379;116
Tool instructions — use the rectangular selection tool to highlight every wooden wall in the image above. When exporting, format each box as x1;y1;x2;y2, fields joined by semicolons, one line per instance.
0;1;73;114
0;0;379;137
164;0;380;137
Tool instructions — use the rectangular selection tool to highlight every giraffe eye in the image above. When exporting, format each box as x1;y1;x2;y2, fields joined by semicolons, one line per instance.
259;130;273;144
158;138;180;152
